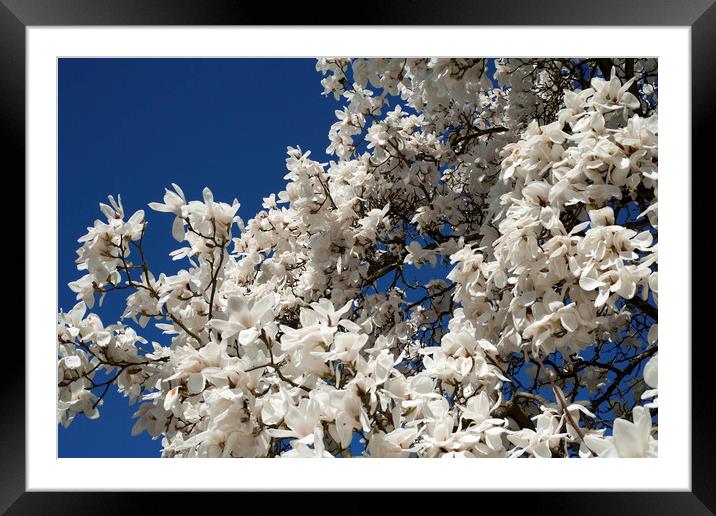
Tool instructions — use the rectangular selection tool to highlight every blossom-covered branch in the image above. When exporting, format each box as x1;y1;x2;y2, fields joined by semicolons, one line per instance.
58;57;658;458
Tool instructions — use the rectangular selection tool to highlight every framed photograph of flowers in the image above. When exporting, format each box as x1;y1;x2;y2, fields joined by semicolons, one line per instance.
6;0;712;512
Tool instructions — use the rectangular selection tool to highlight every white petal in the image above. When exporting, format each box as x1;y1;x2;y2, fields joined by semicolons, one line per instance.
187;373;205;394
172;216;185;242
613;419;644;458
579;275;604;291
163;386;179;411
643;354;658;389
64;355;82;370
560;311;579;332
238;328;259;345
251;294;275;319
533;440;552;458
130;419;144;437
127;210;144;226
148;202;173;213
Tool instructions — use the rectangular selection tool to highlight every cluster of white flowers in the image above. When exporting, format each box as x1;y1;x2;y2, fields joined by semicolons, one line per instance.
58;58;657;458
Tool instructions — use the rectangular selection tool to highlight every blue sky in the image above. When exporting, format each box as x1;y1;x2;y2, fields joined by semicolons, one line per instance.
58;58;342;457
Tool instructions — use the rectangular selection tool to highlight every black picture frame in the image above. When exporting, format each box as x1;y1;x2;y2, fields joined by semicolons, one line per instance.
3;1;712;513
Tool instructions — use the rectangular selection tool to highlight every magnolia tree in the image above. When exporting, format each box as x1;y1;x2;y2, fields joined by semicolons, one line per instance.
58;58;658;458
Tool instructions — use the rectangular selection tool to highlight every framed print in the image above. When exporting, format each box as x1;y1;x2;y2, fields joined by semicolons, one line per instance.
3;0;713;513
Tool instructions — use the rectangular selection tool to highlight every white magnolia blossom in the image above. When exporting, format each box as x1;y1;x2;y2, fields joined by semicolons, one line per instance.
58;58;657;458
